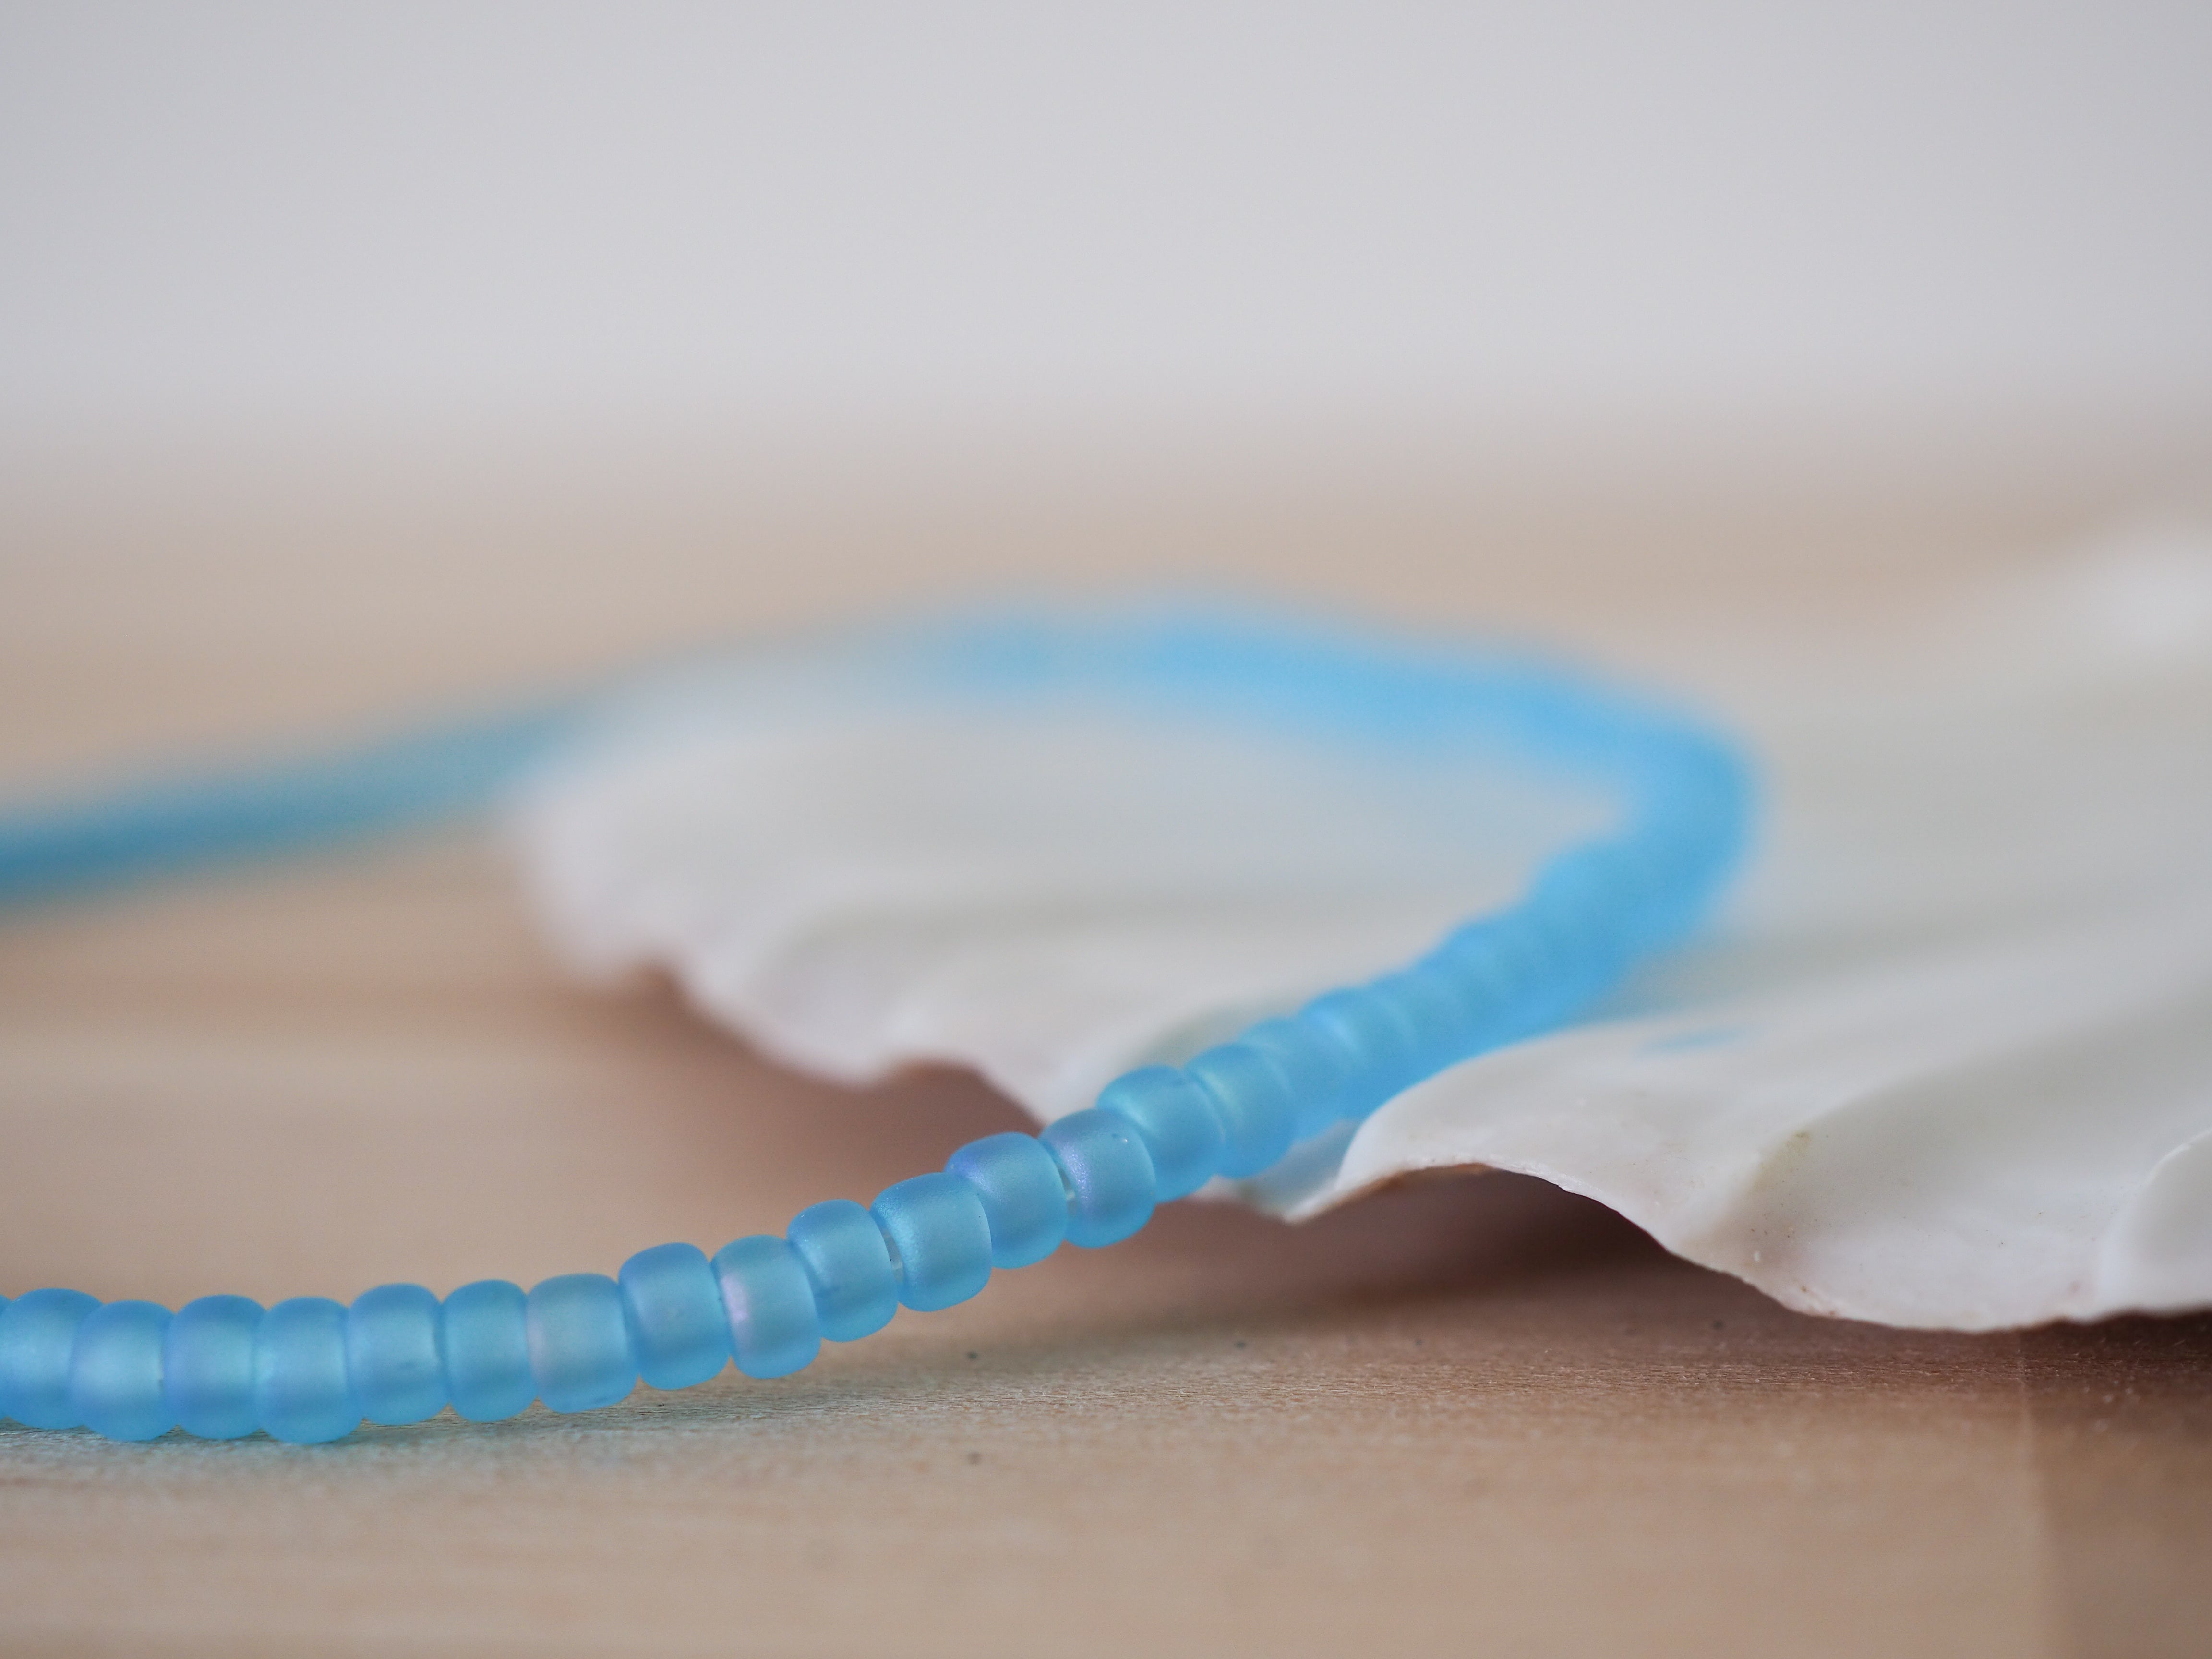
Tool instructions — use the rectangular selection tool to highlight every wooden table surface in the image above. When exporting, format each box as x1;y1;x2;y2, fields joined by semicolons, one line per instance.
3;448;2207;1657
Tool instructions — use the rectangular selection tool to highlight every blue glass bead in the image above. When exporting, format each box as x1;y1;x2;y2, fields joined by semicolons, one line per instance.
68;1300;174;1442
1095;1068;1223;1199
525;1273;637;1414
1474;908;1578;1023
946;1132;1067;1267
346;1283;446;1426
0;1288;100;1429
164;1295;264;1440
872;1173;992;1312
1041;1108;1156;1248
440;1280;534;1422
1532;848;1633;964
1238;1015;1350;1139
786;1201;899;1341
1373;966;1476;1070
1299;986;1427;1117
1426;923;1535;1043
254;1297;361;1444
618;1242;729;1391
1185;1042;1303;1177
711;1236;820;1379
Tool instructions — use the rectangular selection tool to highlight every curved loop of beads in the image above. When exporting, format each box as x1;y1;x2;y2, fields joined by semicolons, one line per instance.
0;616;1755;1442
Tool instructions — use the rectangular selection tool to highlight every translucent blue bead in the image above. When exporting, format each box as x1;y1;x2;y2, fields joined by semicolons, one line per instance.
1041;1108;1156;1248
711;1236;821;1379
1426;923;1537;1043
440;1280;534;1423
1552;848;1651;986
68;1300;174;1442
1468;908;1576;1023
1096;1067;1223;1198
1185;1043;1299;1178
346;1283;446;1426
946;1132;1068;1267
1373;966;1476;1070
254;1297;361;1444
618;1242;729;1391
0;1288;100;1429
872;1173;992;1312
1299;986;1427;1117
1238;1015;1350;1139
786;1201;899;1341
525;1274;638;1414
164;1295;263;1440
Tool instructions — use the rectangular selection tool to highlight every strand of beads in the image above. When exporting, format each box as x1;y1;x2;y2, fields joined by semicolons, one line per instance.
0;617;1753;1443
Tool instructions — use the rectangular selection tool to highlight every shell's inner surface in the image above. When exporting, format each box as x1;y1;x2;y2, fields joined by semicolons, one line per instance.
515;647;1622;1122
512;545;2212;1332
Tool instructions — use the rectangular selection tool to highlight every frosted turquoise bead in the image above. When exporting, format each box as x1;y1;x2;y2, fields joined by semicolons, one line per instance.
946;1132;1068;1268
1427;923;1538;1044
255;1297;361;1444
1373;967;1474;1071
526;1274;637;1414
872;1173;992;1312
1238;1015;1350;1139
346;1283;445;1426
712;1236;820;1379
165;1295;263;1440
1468;910;1575;1022
0;1288;99;1428
440;1280;534;1422
1534;845;1637;943
1299;987;1425;1116
786;1201;899;1341
1042;1109;1156;1248
1096;1068;1223;1199
1185;1043;1298;1178
69;1300;174;1442
619;1242;728;1391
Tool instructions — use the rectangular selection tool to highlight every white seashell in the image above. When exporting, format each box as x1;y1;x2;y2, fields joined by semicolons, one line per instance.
511;541;2212;1331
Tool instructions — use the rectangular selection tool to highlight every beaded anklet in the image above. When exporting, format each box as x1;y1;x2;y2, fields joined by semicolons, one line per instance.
0;618;1753;1443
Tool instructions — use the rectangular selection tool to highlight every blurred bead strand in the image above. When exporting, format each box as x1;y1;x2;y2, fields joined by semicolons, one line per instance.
0;616;1753;1442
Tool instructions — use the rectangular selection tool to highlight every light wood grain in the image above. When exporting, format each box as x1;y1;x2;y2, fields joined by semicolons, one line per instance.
2;455;2206;1657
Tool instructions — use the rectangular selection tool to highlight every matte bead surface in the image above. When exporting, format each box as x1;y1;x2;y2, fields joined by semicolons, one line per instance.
1096;1067;1223;1198
0;1288;100;1429
1374;966;1473;1071
712;1236;821;1379
1534;846;1636;948
786;1201;899;1341
946;1132;1068;1267
1428;923;1537;1045
1238;1015;1351;1140
346;1283;446;1426
1042;1108;1156;1248
619;1242;729;1391
440;1280;534;1422
69;1300;174;1442
873;1173;992;1312
1299;987;1427;1116
526;1274;638;1414
255;1297;361;1444
165;1295;263;1440
1185;1042;1299;1178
